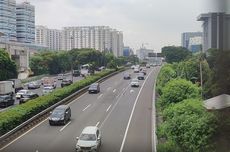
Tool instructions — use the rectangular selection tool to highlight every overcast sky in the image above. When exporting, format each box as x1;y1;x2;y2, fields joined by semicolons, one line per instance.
18;0;229;52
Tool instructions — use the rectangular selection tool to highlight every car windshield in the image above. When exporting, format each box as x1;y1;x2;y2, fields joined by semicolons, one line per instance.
52;109;64;117
44;87;52;90
132;79;138;83
22;94;31;98
79;134;96;141
90;84;97;88
18;90;27;94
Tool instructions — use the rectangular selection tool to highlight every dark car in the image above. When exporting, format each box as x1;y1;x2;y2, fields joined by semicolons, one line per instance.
88;83;100;93
137;73;145;80
142;69;147;75
19;92;39;104
49;105;71;125
0;95;14;108
123;72;131;80
73;70;80;77
61;79;73;88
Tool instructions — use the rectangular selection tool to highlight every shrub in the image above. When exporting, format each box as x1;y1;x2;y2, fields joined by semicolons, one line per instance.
157;140;182;152
156;64;176;95
0;69;117;135
160;79;200;108
160;99;217;152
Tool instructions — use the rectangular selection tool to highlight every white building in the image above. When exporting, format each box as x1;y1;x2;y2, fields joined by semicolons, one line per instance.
136;48;154;61
35;26;124;56
61;26;123;57
35;25;48;47
35;26;62;51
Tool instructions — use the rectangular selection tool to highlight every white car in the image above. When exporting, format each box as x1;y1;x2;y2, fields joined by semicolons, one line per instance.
16;89;30;99
43;86;54;95
134;67;139;73
76;126;102;152
131;65;136;69
131;78;139;87
57;74;64;80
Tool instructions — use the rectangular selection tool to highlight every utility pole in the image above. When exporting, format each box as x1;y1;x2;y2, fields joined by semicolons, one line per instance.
70;35;74;82
200;53;203;98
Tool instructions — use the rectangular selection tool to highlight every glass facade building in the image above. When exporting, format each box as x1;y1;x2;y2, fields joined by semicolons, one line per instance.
0;0;17;41
16;2;35;43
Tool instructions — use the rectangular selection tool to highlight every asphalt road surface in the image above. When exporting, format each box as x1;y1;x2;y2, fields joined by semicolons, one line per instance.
0;74;83;112
0;67;160;152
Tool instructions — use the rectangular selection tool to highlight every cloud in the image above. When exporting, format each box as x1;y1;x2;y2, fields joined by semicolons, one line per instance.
17;0;206;51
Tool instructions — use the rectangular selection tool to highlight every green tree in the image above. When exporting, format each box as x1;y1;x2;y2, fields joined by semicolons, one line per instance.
0;49;17;80
161;99;217;152
205;49;230;97
156;64;176;95
30;55;48;75
174;55;212;85
162;46;192;63
160;79;200;107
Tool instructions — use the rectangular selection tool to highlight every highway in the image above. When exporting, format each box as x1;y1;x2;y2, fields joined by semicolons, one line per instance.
0;67;160;152
0;74;83;112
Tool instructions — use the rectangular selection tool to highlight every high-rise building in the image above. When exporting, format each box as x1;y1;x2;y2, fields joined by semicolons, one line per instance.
117;31;124;56
181;32;202;50
16;1;35;43
48;29;62;51
35;26;62;50
0;0;17;42
123;47;134;57
35;25;48;47
188;37;202;53
198;12;230;51
61;26;123;57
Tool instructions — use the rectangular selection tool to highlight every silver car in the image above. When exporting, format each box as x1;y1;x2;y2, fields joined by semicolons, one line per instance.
76;126;101;152
131;78;140;87
43;86;54;95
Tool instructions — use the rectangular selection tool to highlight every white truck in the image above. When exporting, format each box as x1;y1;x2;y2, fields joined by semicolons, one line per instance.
0;81;15;107
0;81;14;96
9;79;23;93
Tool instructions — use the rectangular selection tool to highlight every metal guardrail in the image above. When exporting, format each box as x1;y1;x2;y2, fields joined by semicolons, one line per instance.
0;68;125;145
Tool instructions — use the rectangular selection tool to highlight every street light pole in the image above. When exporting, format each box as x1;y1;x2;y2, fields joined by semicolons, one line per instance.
200;53;203;98
70;35;74;82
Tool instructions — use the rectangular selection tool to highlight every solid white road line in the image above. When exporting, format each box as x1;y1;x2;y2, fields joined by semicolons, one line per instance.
96;121;100;127
113;89;117;93
119;69;154;152
106;105;112;112
97;94;103;99
60;121;71;132
82;104;91;111
0;118;48;151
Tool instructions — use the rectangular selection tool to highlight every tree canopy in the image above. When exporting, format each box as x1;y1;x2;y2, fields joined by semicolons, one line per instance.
162;46;192;63
0;49;17;80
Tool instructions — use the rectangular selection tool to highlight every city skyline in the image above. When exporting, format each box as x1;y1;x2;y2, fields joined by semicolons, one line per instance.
15;0;230;52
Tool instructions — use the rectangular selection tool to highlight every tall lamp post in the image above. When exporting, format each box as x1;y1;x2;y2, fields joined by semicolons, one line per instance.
70;35;74;82
199;45;203;99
